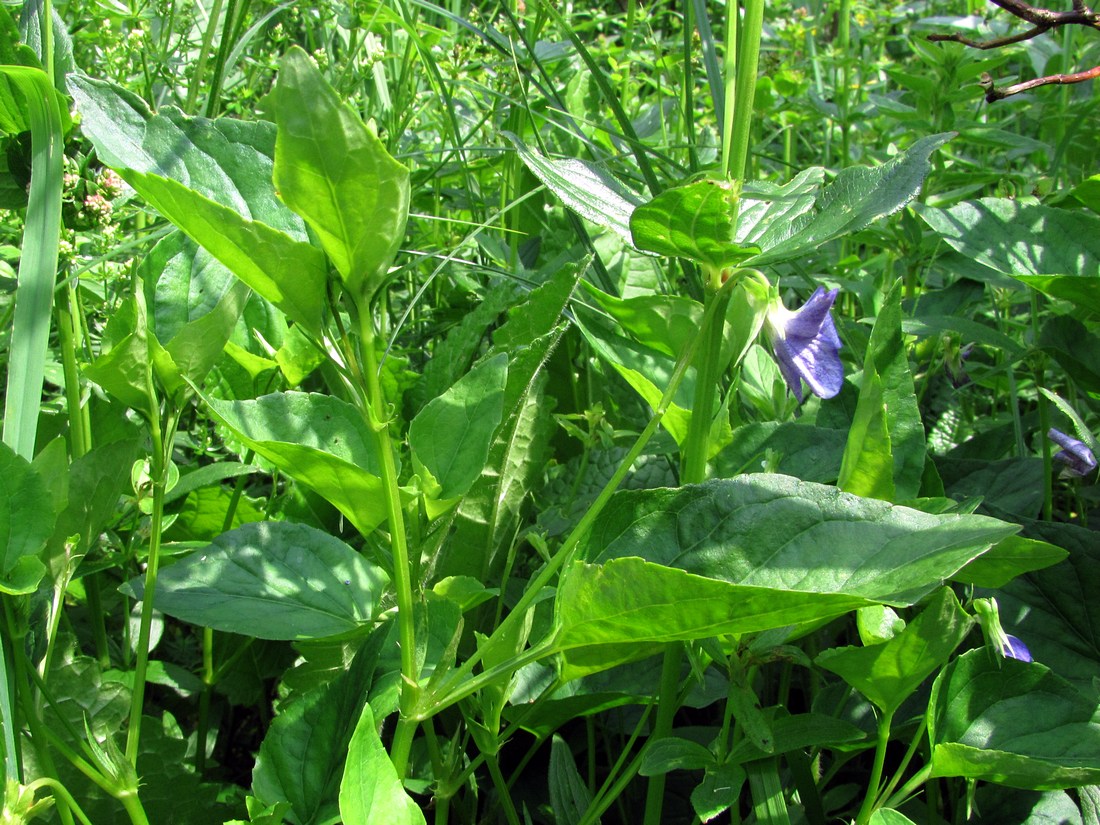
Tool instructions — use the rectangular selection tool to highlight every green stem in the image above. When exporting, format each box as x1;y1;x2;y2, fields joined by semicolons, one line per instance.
355;306;419;779
25;778;94;825
874;717;926;808
726;0;765;186
486;752;522;825
185;0;227;114
58;281;90;459
117;789;152;825
642;644;685;825
882;763;933;811
682;282;733;484
854;709;894;825
0;611;20;783
125;406;179;765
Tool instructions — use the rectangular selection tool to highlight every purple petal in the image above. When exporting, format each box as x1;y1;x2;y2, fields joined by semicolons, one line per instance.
768;288;844;402
1003;634;1033;663
1048;428;1098;477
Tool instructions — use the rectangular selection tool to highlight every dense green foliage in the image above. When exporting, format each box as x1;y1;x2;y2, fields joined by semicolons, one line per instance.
1;0;1099;822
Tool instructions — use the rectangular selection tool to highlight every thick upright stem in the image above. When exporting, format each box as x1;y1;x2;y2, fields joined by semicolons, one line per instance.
356;308;419;778
682;282;734;484
125;406;178;765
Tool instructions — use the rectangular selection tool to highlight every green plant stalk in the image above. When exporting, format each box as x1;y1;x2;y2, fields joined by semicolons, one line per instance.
355;307;419;779
579;705;654;825
726;0;764;186
486;752;522;825
25;778;94;825
874;717;927;808
720;0;738;177
117;789;151;825
882;763;933;810
0;629;19;783
185;0;226;114
431;295;722;711
642;643;686;825
58;282;92;459
682;278;734;484
854;708;894;825
837;0;852;165
205;0;250;118
125;405;179;765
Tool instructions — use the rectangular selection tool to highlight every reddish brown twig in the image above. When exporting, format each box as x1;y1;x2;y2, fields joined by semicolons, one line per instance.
928;0;1100;100
980;64;1100;99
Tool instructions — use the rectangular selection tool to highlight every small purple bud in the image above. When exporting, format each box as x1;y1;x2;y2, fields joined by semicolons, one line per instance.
1048;428;1098;478
1003;634;1033;663
765;287;844;403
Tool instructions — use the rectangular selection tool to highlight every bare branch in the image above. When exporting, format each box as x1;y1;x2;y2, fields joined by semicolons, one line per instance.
980;65;1100;99
928;25;1050;48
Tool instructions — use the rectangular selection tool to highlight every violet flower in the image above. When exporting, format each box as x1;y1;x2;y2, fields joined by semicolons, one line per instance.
1003;634;1033;663
765;287;843;402
1048;428;1098;478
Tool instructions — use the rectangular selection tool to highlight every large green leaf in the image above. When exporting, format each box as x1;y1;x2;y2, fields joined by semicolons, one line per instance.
69;75;328;331
339;703;426;825
409;353;507;501
554;557;874;678
0;65;64;460
994;519;1100;695
915;198;1100;314
745;133;952;266
123;521;387;640
929;649;1100;789
273;47;409;302
838;281;925;502
506;132;643;246
253;632;385;824
630;179;759;269
816;587;973;715
199;390;389;533
581;476;1019;605
0;441;50;594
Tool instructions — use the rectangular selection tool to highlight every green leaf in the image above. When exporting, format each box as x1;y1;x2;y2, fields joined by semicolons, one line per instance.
746;133;952;266
198;390;389;533
1039;315;1100;395
915;198;1100;314
868;810;918;825
713;422;848;483
929;649;1100;789
122;521;387;640
0;65;64;460
995;519;1100;695
630;179;759;269
274;47;409;302
555;557;874;678
410;353;508;501
735;168;824;252
143;231;251;386
816;587;973;715
69;75;328;332
339;703;426;825
692;762;746;823
254;632;385;823
0;440;51;594
951;534;1067;588
549;734;595;825
639;737;716;775
581;476;1019;605
573;304;693;444
838;281;925;501
507;132;643;245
